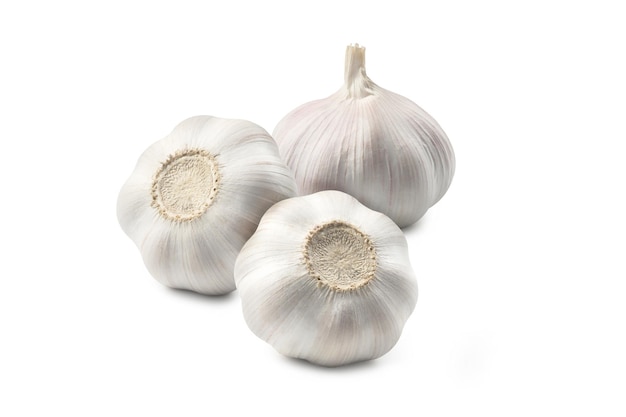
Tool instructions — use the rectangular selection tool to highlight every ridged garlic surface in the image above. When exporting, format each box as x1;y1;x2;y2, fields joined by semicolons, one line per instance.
117;116;297;295
235;190;418;367
274;44;455;228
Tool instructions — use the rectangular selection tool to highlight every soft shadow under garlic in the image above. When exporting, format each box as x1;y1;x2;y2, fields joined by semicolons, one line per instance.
165;286;237;304
280;353;381;372
400;213;429;234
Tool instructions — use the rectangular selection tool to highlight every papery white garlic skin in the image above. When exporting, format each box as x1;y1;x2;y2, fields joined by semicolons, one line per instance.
117;116;297;295
234;190;418;367
273;44;455;228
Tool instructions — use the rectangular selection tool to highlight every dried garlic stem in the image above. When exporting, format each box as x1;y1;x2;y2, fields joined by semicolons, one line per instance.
344;43;374;98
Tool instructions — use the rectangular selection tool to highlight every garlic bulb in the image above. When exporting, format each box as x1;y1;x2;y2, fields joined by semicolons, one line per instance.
273;44;455;228
117;116;297;295
235;190;418;366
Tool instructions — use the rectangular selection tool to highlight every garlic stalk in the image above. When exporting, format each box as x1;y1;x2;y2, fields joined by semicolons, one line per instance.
273;44;455;228
117;116;297;295
234;190;418;366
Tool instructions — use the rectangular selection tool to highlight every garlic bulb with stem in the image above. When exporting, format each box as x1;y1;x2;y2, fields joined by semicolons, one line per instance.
117;116;297;295
274;44;455;228
234;190;418;367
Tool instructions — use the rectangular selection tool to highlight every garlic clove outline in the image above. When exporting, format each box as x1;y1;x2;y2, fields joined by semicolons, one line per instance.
117;116;298;295
234;190;418;366
273;44;455;228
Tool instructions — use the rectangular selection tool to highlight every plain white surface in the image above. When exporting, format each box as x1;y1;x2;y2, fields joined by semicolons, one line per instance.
1;1;625;415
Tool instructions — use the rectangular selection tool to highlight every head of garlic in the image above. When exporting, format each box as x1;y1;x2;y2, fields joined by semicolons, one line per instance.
234;190;418;367
117;116;297;295
273;44;455;228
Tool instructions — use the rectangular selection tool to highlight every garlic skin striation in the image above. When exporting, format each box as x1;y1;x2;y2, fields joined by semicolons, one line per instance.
273;44;455;228
234;190;418;366
117;116;297;295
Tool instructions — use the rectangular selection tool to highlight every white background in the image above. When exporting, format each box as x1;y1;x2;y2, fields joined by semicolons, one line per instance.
1;0;625;415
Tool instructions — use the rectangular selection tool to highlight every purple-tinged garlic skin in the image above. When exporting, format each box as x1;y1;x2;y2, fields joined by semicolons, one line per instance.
274;44;455;228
